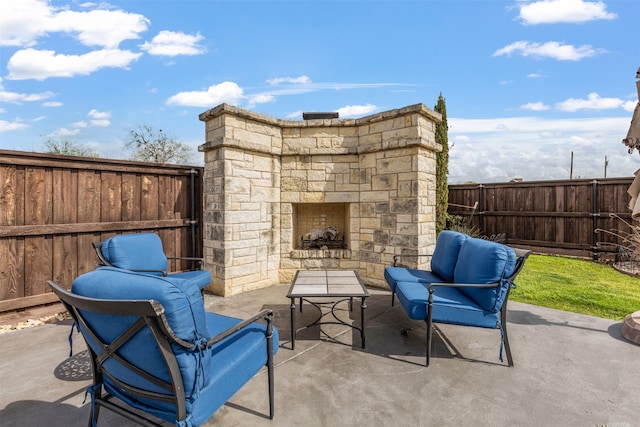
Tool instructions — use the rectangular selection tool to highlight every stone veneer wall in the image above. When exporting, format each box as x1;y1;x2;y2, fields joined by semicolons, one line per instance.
199;103;441;296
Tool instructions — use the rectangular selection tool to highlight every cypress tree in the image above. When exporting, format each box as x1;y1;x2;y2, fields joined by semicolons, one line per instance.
434;93;449;234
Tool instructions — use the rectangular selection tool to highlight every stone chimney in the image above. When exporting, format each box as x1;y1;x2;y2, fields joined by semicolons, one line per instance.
199;103;442;296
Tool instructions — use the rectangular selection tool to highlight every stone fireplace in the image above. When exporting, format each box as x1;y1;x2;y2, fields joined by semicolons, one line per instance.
199;103;442;296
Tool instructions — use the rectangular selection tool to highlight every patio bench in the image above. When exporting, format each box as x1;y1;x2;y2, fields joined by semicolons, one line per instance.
384;231;530;366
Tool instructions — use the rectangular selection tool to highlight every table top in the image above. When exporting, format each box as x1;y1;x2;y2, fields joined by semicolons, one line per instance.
287;270;369;298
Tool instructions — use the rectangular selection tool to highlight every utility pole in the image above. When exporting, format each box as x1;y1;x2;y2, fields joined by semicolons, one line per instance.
604;155;609;178
570;151;574;180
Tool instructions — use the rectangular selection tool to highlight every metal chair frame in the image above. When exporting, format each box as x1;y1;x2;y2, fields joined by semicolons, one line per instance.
48;280;275;426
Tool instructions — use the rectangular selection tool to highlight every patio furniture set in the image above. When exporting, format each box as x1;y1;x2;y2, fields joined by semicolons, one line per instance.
48;231;530;426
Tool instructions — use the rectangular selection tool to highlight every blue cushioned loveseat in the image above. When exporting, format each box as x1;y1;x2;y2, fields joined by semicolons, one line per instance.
384;231;530;367
48;266;278;426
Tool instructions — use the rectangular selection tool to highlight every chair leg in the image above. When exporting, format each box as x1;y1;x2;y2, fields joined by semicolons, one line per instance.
391;291;395;307
266;324;275;419
88;394;101;427
502;321;514;367
500;304;514;367
425;319;432;367
426;290;434;367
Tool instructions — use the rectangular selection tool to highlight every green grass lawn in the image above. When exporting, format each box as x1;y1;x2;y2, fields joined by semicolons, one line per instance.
511;254;640;321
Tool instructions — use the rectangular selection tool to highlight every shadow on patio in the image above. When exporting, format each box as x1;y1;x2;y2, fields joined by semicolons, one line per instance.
1;283;638;426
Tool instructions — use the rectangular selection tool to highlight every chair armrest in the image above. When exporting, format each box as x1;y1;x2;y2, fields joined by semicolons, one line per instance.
393;254;430;267
167;257;204;262
427;282;500;293
167;257;204;269
130;268;169;276
204;309;274;349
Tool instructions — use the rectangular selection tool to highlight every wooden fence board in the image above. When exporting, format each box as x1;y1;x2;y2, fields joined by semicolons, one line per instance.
0;149;203;312
122;173;141;221
449;178;634;258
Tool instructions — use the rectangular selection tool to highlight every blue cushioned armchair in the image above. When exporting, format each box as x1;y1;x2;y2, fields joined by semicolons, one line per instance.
93;233;211;291
48;267;278;426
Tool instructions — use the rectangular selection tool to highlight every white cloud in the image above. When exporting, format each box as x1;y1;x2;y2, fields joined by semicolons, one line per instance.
49;127;80;137
286;111;304;120
247;94;276;108
71;121;88;128
32;116;47;122
527;73;546;78
0;87;55;103
520;102;550;111
0;119;28;132
0;0;149;49
42;101;63;107
7;48;143;80
140;31;206;56
555;92;625;111
623;100;638;112
90;119;111;127
267;76;312;86
88;109;110;119
166;82;244;107
567;135;593;147
493;41;605;61
337;104;377;118
0;0;53;47
52;9;149;49
448;115;638;183
518;0;617;25
87;109;111;127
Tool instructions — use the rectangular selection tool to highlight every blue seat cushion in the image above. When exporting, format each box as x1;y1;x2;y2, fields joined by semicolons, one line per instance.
453;238;517;312
103;312;280;426
430;230;468;281
170;270;211;291
188;313;279;426
384;231;467;292
101;233;168;273
396;281;500;328
384;267;444;292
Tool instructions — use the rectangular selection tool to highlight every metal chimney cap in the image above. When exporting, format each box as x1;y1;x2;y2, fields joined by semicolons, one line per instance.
302;112;339;120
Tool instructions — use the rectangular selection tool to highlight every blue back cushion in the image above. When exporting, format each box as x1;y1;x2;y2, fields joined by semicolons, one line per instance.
101;233;168;273
72;267;208;399
453;238;517;312
430;230;468;282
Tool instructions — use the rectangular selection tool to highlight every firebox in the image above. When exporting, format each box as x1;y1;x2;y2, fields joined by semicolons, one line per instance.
293;203;349;249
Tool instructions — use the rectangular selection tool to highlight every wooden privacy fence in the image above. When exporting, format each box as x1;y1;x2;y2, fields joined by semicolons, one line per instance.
0;150;203;313
448;178;634;259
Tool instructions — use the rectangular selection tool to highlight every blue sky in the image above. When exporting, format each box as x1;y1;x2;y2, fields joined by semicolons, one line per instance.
1;0;638;183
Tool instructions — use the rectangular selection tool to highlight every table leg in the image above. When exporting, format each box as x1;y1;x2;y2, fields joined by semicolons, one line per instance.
360;296;367;349
290;298;296;350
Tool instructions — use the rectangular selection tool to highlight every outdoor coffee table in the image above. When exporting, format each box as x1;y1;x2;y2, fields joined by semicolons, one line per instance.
287;270;369;350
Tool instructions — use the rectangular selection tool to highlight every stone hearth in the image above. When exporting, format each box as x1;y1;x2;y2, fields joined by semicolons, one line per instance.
199;103;442;296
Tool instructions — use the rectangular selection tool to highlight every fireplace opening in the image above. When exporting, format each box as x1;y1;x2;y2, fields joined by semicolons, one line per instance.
292;203;349;250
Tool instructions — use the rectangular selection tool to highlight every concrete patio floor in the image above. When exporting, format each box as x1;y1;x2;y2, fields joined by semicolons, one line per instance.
1;283;638;427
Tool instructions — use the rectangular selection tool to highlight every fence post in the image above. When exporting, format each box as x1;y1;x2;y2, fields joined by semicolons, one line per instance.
190;168;198;269
591;180;599;261
478;184;485;236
